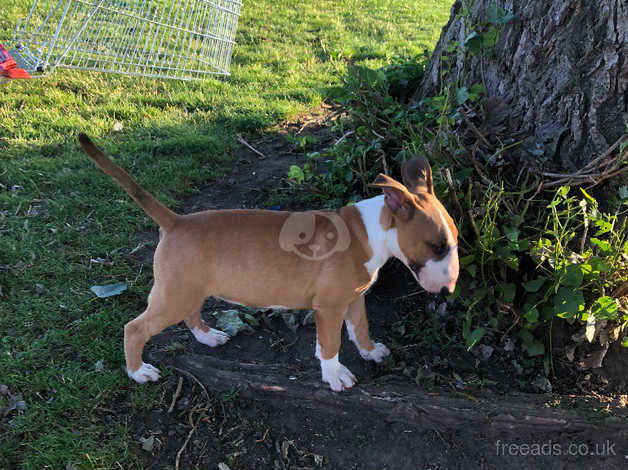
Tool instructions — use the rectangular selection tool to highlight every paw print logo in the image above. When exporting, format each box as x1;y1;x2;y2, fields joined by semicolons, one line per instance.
279;211;350;260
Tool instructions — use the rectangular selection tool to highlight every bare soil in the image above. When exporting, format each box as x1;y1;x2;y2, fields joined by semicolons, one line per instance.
130;107;628;469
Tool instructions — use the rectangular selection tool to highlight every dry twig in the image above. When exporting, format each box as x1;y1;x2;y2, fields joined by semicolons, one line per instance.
170;366;212;408
236;134;268;160
170;367;214;469
168;376;184;413
440;167;465;220
469;142;493;186
541;135;627;189
175;414;201;470
460;108;491;148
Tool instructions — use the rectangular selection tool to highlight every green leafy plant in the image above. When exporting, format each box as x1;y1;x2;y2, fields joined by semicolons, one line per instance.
462;184;628;355
530;187;628;332
464;2;515;57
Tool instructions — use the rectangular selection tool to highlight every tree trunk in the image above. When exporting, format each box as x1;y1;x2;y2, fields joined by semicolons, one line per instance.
418;0;627;170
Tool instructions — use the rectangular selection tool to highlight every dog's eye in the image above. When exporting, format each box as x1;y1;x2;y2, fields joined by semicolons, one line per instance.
428;242;448;257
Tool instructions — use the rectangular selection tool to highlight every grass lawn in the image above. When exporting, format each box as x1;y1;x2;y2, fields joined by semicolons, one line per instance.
0;0;452;467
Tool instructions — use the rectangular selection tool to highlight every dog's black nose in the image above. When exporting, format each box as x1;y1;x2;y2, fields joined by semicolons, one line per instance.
440;286;451;296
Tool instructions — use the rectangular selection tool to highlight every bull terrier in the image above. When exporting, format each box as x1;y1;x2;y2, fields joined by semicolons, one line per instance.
78;133;459;392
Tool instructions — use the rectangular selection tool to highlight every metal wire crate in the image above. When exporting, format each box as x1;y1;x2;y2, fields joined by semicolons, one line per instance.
6;0;242;79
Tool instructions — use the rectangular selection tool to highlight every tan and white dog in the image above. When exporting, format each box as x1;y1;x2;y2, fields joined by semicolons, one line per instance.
79;133;459;392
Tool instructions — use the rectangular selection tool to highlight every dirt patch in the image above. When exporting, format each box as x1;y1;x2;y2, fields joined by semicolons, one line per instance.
186;103;340;213
129;108;628;469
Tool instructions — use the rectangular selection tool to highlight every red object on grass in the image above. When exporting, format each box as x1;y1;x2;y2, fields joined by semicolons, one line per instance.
0;43;32;79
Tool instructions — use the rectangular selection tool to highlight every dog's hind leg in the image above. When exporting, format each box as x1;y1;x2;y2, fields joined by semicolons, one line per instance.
184;309;230;347
344;295;390;363
124;287;205;383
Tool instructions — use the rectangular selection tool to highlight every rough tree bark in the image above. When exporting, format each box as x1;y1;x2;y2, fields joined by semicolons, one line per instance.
418;0;627;170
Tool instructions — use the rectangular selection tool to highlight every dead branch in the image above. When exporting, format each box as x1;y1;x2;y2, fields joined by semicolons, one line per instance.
459;108;491;148
149;351;628;435
168;376;184;413
469;142;493;186
175;412;201;470
236;134;268;160
541;135;628;189
440;167;465;220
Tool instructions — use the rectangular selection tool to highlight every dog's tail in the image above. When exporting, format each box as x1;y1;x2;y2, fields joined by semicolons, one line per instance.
78;133;180;231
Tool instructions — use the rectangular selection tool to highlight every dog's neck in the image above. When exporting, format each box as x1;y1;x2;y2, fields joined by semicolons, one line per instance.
355;195;408;275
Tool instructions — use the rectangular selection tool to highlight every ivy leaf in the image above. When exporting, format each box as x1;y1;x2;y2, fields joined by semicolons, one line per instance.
501;12;516;24
213;310;252;336
288;165;305;184
524;341;545;357
590;296;618;320
519;331;544;356
465;32;482;54
589;256;611;272
460;254;475;266
482;27;500;48
486;3;505;24
523;277;545;293
474;286;490;301
503;226;520;242
345;170;354;184
456;86;470;105
580;262;593;276
560;263;583;287
498;283;516;303
465;264;478;277
282;312;299;333
524;304;540;324
554;287;585;319
470;83;485;95
486;2;515;24
465;327;486;350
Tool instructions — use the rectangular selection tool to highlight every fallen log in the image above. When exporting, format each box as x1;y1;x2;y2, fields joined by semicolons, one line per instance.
148;350;628;436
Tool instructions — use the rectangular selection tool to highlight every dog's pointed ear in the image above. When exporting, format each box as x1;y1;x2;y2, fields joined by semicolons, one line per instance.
368;174;414;216
401;155;434;195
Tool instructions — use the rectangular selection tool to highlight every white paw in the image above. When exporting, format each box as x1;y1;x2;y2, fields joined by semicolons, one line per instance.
360;342;391;363
316;349;356;392
128;362;161;383
322;363;357;392
192;327;230;347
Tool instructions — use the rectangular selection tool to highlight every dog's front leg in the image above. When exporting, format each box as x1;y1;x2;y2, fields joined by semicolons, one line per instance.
314;306;356;392
344;295;390;362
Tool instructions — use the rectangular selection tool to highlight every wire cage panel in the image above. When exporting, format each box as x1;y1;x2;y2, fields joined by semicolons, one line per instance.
9;0;242;79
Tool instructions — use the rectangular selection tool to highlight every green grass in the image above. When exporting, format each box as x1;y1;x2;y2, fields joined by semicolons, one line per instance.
0;0;451;467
